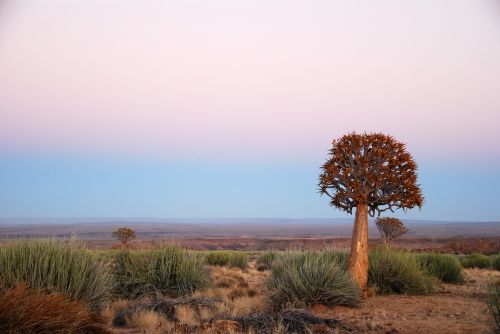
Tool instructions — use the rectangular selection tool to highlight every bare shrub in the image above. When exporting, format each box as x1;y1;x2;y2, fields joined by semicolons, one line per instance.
113;227;136;247
375;217;408;245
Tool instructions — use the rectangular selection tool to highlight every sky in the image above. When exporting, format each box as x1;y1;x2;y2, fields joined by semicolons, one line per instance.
0;0;499;220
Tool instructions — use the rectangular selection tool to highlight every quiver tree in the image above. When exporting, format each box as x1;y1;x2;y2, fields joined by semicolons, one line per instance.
319;132;423;292
113;227;136;248
375;217;408;245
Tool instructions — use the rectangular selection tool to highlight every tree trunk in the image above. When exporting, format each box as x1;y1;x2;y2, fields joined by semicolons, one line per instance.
348;203;369;294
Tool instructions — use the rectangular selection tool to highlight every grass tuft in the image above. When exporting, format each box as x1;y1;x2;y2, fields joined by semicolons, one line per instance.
114;244;211;298
491;255;500;271
368;247;434;295
320;250;349;271
416;253;464;283
459;253;492;269
0;238;112;307
204;251;248;269
486;280;500;333
267;251;361;310
257;251;280;271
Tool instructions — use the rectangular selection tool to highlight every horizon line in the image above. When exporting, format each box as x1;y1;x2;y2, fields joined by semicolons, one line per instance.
1;217;499;224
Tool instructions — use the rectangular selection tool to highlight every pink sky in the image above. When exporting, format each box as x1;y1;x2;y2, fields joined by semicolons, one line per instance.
1;0;500;162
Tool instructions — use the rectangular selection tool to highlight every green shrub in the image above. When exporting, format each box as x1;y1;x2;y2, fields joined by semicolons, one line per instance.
204;251;248;269
257;251;280;270
320;251;349;271
459;253;492;269
491;255;500;271
113;250;144;298
0;238;112;307
486;281;500;333
227;252;248;269
368;247;434;295
258;250;347;272
416;253;463;283
267;251;361;310
203;251;230;266
114;245;211;298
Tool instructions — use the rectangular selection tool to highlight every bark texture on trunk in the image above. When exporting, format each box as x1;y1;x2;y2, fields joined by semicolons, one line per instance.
348;204;369;293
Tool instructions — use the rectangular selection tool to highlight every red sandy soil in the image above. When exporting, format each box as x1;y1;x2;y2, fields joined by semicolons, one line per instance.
313;268;499;334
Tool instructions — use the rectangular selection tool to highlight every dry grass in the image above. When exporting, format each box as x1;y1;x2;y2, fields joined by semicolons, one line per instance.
0;284;109;334
199;307;214;322
101;299;131;327
215;277;235;288
175;305;198;326
208;265;268;318
128;310;174;334
231;296;265;315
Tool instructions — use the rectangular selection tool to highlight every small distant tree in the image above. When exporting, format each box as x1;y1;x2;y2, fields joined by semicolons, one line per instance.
375;217;408;245
113;227;136;247
319;132;423;292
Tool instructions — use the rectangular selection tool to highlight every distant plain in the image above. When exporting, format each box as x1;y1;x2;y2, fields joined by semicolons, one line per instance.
1;218;498;251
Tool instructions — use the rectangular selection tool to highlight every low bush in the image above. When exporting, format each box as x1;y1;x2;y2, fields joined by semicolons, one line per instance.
368;247;434;295
257;251;280;270
0;238;112;307
204;251;248;269
114;244;211;298
416;253;463;283
459;253;492;269
0;284;110;334
491;255;500;271
267;251;361;310
486;280;500;333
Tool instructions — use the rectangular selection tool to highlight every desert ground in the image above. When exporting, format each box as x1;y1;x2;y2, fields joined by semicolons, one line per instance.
104;257;498;334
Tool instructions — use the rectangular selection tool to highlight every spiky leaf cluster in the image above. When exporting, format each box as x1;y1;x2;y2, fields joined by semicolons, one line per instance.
319;132;423;216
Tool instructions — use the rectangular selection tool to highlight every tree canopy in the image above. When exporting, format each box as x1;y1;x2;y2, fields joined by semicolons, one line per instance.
375;217;408;244
113;227;136;246
319;132;423;217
